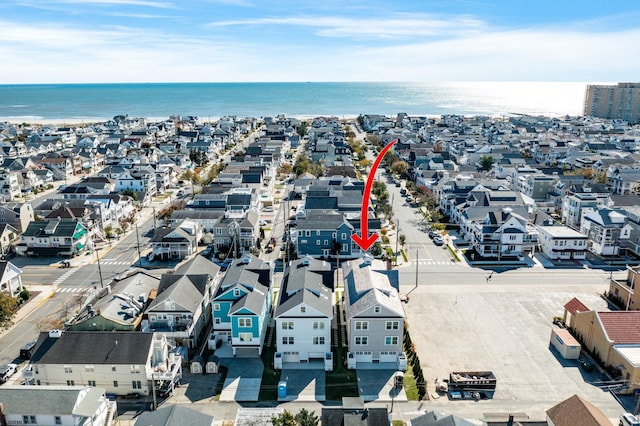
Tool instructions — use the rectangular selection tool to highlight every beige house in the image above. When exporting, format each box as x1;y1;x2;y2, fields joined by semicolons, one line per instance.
564;298;640;391
23;330;182;397
609;265;640;311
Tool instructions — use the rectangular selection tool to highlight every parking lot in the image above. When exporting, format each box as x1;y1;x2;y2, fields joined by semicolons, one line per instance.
402;270;625;421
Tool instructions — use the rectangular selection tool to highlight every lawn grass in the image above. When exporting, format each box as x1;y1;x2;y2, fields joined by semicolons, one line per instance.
258;328;281;401
325;345;359;400
401;249;408;262
402;365;419;400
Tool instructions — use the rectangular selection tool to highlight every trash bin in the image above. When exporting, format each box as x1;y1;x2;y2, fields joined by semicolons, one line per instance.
277;381;287;398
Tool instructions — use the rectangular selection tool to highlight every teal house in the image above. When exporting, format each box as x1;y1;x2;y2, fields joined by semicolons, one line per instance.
211;254;272;356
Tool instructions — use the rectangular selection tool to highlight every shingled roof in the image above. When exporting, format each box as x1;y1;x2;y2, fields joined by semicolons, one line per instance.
546;394;612;426
564;297;589;315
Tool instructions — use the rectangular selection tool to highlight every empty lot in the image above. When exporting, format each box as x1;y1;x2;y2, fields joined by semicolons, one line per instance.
401;267;623;421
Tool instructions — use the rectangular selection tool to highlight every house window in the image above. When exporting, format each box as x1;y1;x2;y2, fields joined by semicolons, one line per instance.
313;321;325;330
282;321;294;330
88;380;96;387
239;318;252;327
385;336;399;345
67;380;75;386
385;321;399;330
332;232;336;238
313;336;325;345
64;365;73;373
239;333;253;342
112;366;117;372
55;416;62;425
509;235;517;241
23;416;36;424
374;306;381;313
132;381;142;389
130;365;140;373
355;336;368;345
213;303;220;311
324;240;328;245
316;230;320;236
342;244;348;251
300;307;306;313
113;380;118;387
316;240;320;245
355;321;368;330
85;365;94;372
341;233;346;240
215;318;221;324
282;336;294;345
305;230;311;237
233;288;240;297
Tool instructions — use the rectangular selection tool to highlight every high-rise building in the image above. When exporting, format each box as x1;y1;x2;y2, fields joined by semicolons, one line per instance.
583;82;640;124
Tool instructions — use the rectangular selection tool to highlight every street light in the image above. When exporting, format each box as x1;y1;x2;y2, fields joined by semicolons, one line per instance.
95;247;104;289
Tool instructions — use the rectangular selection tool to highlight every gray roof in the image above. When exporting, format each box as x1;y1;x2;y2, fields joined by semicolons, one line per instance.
31;331;154;365
21;219;84;238
275;257;334;318
296;211;351;230
0;386;105;416
342;258;405;319
134;404;214;426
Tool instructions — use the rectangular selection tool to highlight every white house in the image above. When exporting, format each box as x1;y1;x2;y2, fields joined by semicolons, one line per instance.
580;207;632;256
0;260;23;298
274;256;334;364
0;385;116;426
537;225;588;260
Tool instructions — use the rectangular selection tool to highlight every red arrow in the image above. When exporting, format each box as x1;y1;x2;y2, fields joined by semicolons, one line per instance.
351;139;398;251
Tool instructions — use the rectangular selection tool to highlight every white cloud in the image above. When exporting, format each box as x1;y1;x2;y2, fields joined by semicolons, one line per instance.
208;13;487;40
51;0;177;8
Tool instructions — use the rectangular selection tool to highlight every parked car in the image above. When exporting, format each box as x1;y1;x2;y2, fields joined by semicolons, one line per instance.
262;206;274;212
123;392;141;400
20;341;37;360
0;363;18;383
433;236;445;246
428;231;439;239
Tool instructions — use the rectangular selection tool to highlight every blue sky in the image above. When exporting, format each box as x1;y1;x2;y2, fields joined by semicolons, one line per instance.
1;0;640;83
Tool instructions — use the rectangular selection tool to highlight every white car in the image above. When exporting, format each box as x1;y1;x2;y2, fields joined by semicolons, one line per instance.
262;206;274;212
0;363;18;383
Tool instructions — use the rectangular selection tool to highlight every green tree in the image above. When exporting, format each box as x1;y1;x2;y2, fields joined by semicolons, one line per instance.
0;292;18;331
371;242;383;257
120;189;138;201
295;409;319;426
296;121;309;138
479;155;495;171
391;160;409;177
271;410;296;426
399;234;406;249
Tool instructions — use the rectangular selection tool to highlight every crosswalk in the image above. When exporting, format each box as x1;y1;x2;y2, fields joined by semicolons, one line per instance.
416;260;462;266
100;261;131;266
53;269;77;285
56;287;86;293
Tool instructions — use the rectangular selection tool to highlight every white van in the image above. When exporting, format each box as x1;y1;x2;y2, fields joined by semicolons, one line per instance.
620;413;640;426
0;363;17;383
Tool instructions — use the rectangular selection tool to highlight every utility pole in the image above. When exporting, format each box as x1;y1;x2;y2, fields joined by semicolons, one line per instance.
96;247;104;289
152;207;157;231
415;249;418;289
395;219;399;266
134;221;142;267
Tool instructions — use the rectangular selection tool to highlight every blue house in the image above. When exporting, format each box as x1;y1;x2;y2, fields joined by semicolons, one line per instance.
211;254;272;356
295;212;381;260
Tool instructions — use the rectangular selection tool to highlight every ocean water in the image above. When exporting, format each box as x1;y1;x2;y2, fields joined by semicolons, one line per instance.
0;82;588;123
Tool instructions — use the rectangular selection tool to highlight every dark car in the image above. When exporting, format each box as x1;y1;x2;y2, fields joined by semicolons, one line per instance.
123;392;141;400
428;231;439;239
20;341;37;360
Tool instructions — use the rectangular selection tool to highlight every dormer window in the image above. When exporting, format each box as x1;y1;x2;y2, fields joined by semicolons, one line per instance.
233;288;240;297
300;307;306;313
374;305;381;314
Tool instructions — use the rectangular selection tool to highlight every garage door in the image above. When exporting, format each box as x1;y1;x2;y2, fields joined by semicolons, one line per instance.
355;351;372;363
283;351;299;363
379;351;397;362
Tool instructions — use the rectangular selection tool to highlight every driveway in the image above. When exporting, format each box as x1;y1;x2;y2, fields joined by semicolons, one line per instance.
356;366;407;402
279;363;326;401
219;358;264;402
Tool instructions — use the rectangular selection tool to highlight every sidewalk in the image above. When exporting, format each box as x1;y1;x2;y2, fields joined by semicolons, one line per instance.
0;284;57;340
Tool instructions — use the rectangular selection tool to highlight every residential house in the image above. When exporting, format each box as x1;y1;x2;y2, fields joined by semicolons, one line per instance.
0;202;34;233
0;223;20;256
546;394;613;426
274;256;334;363
0;386;116;426
0;259;23;298
0;168;21;201
210;212;259;255
580;207;632;256
16;219;90;257
66;271;159;332
22;330;182;397
143;256;220;349
134;404;214;426
321;397;389;426
211;254;273;356
609;265;640;311
537;225;588;261
342;256;406;367
562;191;610;230
150;219;201;260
